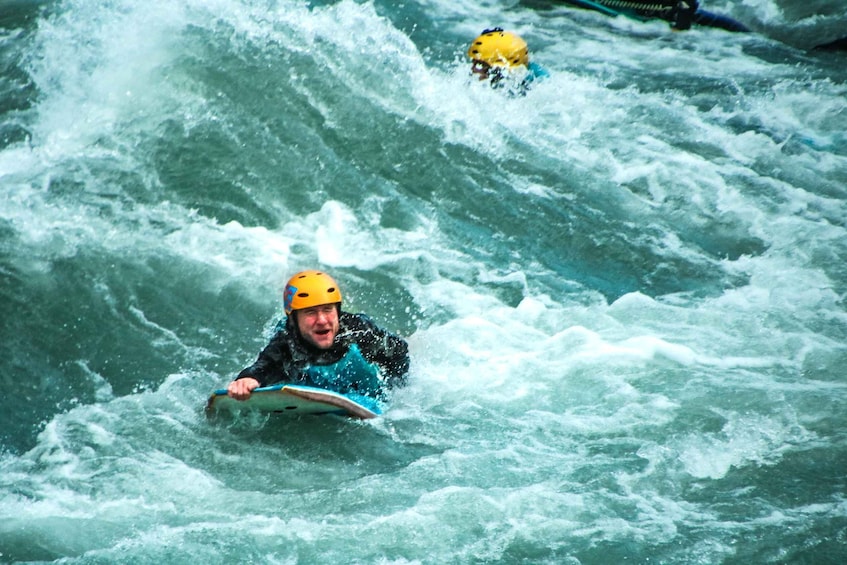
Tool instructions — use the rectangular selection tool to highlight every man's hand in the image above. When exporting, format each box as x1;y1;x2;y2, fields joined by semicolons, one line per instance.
227;377;260;400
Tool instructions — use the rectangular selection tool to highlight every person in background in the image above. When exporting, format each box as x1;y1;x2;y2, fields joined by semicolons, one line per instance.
555;0;749;32
227;270;409;401
467;27;549;95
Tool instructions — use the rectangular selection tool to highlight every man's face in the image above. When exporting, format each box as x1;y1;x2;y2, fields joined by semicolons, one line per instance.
471;59;492;80
471;59;507;85
296;304;340;349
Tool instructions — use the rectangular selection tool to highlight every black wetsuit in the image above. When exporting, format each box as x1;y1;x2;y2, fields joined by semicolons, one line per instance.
237;311;409;398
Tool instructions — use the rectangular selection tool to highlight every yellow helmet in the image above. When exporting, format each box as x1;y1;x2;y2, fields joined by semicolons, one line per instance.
467;27;529;68
283;270;342;315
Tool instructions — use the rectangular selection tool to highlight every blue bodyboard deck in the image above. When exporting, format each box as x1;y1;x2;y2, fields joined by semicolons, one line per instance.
206;384;381;419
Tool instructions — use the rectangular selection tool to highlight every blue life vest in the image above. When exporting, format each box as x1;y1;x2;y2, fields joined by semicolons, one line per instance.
527;62;550;82
304;343;383;398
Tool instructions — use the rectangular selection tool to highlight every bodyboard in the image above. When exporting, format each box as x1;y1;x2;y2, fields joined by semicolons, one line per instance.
206;384;381;419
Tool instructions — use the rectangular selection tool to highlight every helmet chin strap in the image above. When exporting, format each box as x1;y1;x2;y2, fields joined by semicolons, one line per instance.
286;312;300;335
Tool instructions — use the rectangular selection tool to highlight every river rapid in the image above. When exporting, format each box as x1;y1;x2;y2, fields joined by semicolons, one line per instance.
1;0;845;563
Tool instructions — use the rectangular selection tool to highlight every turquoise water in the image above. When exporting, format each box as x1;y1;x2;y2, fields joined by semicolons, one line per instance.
1;0;846;562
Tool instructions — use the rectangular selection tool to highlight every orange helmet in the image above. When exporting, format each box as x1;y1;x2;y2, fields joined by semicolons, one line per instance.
467;28;529;68
283;270;342;315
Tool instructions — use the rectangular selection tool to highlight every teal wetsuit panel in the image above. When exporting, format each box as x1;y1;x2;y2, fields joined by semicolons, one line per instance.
527;62;550;82
304;344;383;398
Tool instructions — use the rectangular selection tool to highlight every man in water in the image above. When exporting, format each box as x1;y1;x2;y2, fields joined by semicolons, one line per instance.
467;28;549;95
227;270;409;401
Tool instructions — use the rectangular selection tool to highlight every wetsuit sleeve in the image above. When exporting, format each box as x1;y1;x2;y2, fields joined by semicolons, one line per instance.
236;332;295;387
344;313;410;388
